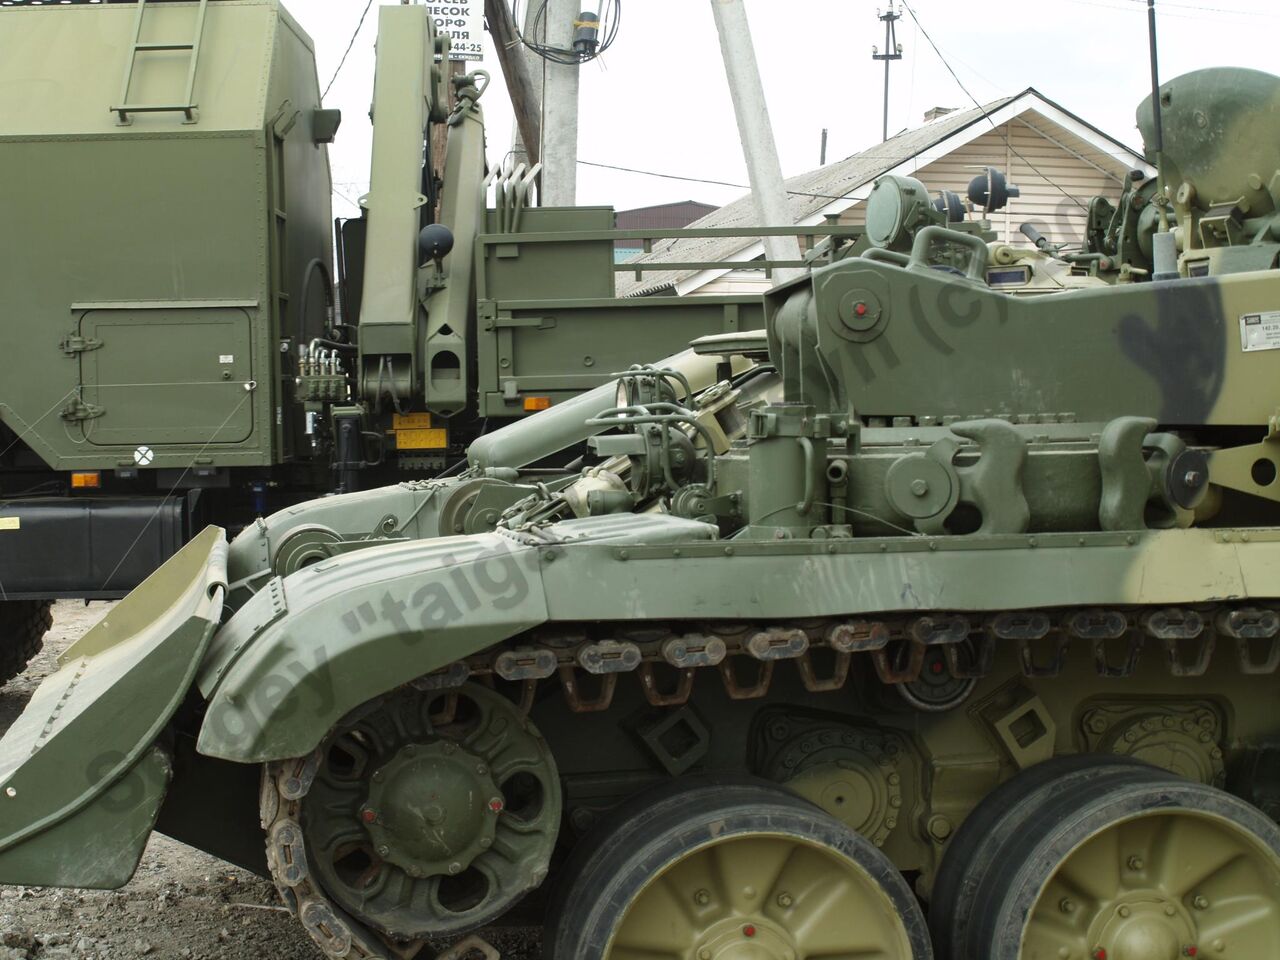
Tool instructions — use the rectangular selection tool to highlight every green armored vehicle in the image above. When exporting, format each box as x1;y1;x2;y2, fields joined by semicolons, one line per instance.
1;0;877;681
6;20;1280;960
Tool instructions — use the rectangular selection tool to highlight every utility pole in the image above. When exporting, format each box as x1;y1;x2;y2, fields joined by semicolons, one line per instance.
872;3;903;142
541;0;580;206
430;60;466;221
485;0;542;169
710;0;802;280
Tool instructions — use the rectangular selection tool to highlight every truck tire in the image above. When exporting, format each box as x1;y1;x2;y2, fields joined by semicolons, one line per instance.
0;600;52;685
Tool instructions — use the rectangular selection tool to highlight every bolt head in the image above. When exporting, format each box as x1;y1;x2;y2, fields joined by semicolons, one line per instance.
1127;856;1145;871
694;889;711;906
448;861;462;875
377;845;390;857
777;892;794;908
910;478;929;496
1119;905;1132;918
1193;895;1210;910
1060;898;1076;914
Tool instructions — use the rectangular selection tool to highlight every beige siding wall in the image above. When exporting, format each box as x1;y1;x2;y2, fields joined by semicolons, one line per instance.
697;273;773;296
837;122;1125;249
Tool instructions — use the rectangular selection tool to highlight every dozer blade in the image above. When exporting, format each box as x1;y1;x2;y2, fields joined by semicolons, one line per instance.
0;526;227;889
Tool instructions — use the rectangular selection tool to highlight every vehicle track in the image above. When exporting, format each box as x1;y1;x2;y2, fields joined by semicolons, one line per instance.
0;603;538;960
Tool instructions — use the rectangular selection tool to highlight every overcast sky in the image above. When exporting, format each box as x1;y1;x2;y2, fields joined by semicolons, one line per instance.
283;0;1280;220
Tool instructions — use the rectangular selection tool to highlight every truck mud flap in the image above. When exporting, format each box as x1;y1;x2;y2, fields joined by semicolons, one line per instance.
0;526;228;889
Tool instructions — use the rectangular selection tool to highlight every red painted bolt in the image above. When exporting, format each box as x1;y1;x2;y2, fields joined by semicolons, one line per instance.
854;302;868;317
742;925;757;938
1092;950;1108;960
488;797;505;813
1184;948;1198;958
361;808;377;824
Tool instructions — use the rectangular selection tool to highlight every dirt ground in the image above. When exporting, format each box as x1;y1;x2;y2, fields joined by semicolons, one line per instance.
0;602;540;960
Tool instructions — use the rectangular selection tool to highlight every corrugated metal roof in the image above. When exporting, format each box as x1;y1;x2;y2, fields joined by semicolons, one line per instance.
616;92;1024;297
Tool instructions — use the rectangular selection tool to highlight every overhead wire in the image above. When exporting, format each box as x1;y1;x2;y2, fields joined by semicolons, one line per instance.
898;0;1089;212
322;0;375;101
1056;0;1273;18
1121;0;1279;18
578;160;873;203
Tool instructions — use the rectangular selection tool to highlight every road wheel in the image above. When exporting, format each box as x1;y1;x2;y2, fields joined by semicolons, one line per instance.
967;774;1280;960
0;600;52;685
545;779;931;960
929;754;1171;960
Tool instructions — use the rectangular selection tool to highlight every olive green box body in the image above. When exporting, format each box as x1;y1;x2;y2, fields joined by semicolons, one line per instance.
0;0;333;472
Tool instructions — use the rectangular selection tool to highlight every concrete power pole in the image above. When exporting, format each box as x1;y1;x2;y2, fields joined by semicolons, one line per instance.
710;0;802;279
872;3;903;142
541;0;580;206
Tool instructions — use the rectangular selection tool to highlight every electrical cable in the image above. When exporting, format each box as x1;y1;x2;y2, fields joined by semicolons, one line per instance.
1074;0;1280;19
516;0;621;65
898;0;1089;212
577;159;878;202
323;0;375;101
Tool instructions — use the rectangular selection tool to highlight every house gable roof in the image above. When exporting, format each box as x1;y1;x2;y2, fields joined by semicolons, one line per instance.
618;88;1148;297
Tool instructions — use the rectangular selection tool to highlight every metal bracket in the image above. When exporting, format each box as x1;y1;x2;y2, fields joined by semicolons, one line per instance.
1098;416;1158;530
60;335;102;356
59;398;104;421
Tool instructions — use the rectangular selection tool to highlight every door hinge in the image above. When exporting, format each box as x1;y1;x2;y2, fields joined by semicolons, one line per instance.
60;398;105;421
60;335;103;355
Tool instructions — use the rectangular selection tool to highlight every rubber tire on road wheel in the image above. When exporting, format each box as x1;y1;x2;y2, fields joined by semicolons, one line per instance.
545;779;932;960
966;774;1280;960
0;600;52;686
929;754;1172;960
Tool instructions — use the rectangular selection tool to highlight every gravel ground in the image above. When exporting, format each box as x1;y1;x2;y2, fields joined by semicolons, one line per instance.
0;602;540;960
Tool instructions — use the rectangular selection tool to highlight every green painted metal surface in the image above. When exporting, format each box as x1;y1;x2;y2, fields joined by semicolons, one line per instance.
0;526;225;887
0;0;332;473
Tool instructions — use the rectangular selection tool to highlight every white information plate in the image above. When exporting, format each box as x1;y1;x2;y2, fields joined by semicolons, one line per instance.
1240;311;1280;352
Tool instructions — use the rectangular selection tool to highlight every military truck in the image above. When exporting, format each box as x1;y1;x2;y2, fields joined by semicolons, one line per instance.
1;49;1280;960
0;0;876;680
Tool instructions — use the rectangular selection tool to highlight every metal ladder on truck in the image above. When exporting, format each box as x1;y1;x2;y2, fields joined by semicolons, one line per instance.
111;0;210;125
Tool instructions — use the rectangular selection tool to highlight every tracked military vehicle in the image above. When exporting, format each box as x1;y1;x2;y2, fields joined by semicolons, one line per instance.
5;31;1280;960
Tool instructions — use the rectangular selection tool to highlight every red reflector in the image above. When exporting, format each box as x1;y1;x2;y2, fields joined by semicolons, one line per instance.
742;925;756;938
